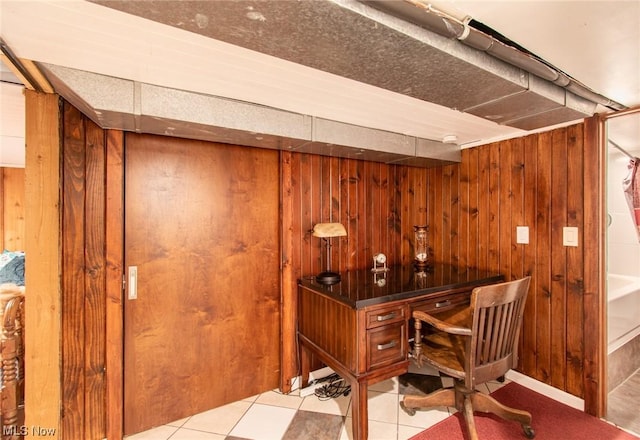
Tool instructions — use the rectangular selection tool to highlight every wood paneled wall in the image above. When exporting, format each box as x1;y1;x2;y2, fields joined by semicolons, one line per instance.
282;123;601;404
430;125;588;398
60;102;109;439
280;154;432;388
26;93;603;440
282;153;418;278
0;167;25;251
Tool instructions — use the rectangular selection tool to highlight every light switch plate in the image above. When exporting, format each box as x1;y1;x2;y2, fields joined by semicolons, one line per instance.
516;226;529;244
563;227;579;247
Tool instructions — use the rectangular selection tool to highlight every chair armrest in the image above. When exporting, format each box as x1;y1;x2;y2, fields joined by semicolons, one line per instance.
413;310;472;336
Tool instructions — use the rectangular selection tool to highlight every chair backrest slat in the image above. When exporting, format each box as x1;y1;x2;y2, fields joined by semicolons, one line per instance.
475;308;487;363
470;277;531;371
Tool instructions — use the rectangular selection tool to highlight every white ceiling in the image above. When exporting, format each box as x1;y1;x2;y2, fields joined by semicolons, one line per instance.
1;0;639;166
450;0;639;109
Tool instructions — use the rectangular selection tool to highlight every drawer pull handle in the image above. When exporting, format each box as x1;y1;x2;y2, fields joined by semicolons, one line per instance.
377;340;397;351
435;300;451;308
377;312;397;321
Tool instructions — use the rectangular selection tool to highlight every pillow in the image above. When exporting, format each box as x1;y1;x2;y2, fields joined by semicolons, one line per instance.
0;250;25;270
0;251;25;286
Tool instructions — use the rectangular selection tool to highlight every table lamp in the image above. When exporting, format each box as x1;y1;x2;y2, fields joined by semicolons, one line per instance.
312;222;347;285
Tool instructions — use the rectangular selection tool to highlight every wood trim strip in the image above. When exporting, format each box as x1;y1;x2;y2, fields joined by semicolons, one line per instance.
582;114;606;417
280;151;296;393
105;130;125;438
24;91;61;438
83;119;107;438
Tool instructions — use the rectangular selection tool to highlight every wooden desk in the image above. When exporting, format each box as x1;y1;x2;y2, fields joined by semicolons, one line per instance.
297;264;502;440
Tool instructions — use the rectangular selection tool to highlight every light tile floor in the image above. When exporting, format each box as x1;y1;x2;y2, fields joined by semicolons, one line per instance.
125;363;509;440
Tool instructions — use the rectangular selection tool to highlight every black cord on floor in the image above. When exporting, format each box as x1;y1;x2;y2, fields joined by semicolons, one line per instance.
314;374;351;400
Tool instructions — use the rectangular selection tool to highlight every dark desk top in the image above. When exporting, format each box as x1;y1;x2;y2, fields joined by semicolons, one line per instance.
299;263;503;309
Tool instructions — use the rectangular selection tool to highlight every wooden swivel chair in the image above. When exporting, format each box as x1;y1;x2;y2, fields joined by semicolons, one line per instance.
400;277;535;440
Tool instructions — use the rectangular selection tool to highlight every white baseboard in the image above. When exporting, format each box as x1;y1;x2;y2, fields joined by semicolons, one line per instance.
505;370;584;411
289;366;335;392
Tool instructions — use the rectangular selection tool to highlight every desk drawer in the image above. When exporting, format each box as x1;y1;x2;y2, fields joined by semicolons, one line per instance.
365;305;406;329
411;292;470;314
367;323;405;370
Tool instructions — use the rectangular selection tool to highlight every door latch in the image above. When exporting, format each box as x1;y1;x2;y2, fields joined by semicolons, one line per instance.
128;266;138;300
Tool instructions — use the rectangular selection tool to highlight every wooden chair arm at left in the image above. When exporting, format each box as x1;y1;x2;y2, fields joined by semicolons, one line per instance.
413;310;472;336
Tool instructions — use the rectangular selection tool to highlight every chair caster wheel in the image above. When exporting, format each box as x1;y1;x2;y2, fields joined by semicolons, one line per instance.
522;425;535;438
400;401;416;416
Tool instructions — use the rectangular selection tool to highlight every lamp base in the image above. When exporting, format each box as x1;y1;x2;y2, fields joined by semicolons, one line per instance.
316;271;341;285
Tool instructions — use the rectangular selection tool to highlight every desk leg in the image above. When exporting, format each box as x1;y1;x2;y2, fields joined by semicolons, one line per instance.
351;379;368;440
300;342;311;387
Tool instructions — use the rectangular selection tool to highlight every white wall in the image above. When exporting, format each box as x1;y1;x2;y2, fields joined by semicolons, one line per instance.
0;81;25;168
607;152;640;276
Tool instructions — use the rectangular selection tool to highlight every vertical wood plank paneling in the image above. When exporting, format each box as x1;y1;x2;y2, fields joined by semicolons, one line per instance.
510;137;525;280
378;164;388;259
488;143;501;274
356;160;366;268
416;165;428;234
499;142;513;281
24;91;62;439
441;165;453;265
445;124;588;400
364;162;375;259
550;128;568;389
341;158;352;270
330;156;342;267
458;150;470;271
509;138;525;369
566;124;585;397
477;147;491;273
451;164;460;268
62;102;87;439
83;120;106;439
398;166;412;265
284;154;421;377
522;135;539;374
1;167;26;251
386;166;400;264
299;154;314;275
535;131;552;383
467;148;480;272
429;167;443;263
340;159;351;272
378;162;387;258
415;162;427;227
105;130;124;438
291;152;304;280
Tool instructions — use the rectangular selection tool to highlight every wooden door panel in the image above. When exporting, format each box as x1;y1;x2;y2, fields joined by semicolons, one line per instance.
124;134;280;435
